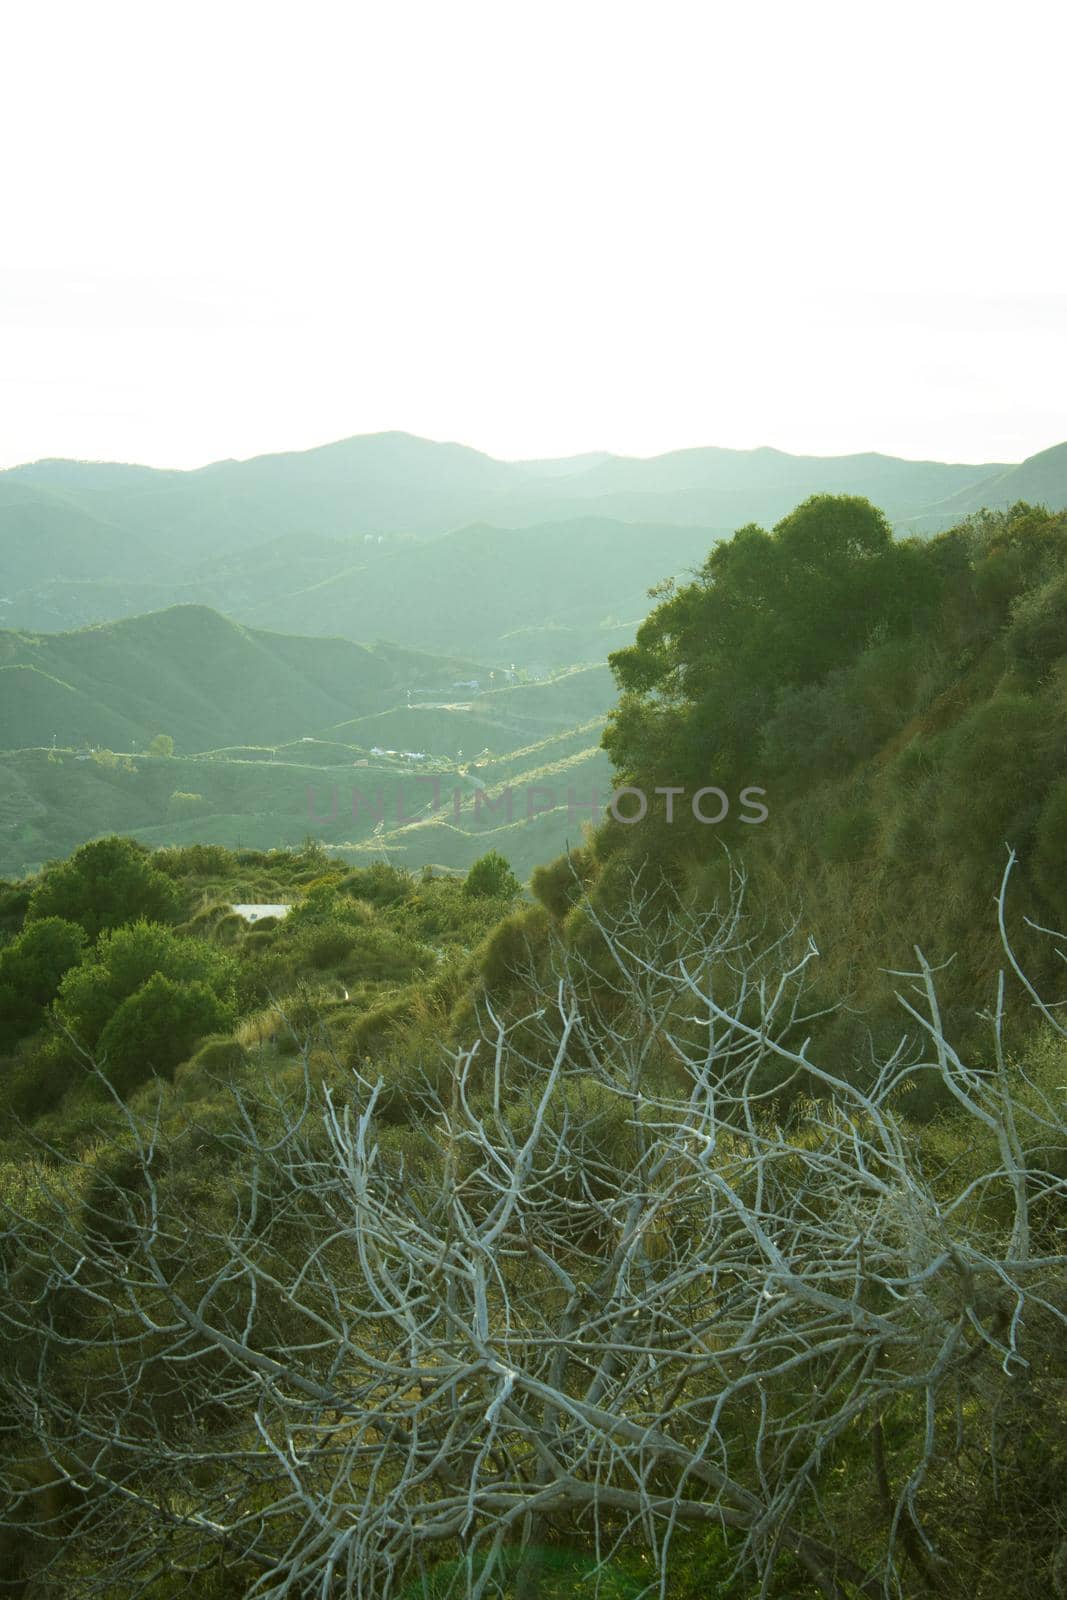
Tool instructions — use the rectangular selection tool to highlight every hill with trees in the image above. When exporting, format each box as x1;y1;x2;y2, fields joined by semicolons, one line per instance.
1;492;1066;1598
7;430;1066;641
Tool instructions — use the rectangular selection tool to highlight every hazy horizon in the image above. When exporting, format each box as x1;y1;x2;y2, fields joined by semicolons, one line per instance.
3;2;1065;473
0;422;1057;478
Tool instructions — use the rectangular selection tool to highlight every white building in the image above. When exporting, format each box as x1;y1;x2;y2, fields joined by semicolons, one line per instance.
231;903;293;923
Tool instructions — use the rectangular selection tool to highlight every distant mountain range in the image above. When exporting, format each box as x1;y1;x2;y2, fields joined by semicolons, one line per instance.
3;431;1066;647
3;431;1066;879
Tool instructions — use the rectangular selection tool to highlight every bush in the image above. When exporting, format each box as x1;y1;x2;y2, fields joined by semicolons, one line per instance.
56;920;237;1052
938;694;1059;858
463;850;520;901
761;670;882;779
1034;775;1067;927
1005;569;1067;678
304;921;361;969
96;973;234;1096
818;806;878;864
166;790;208;819
530;849;594;920
26;837;183;940
153;843;236;879
0;917;85;1048
479;906;550;991
337;862;414;908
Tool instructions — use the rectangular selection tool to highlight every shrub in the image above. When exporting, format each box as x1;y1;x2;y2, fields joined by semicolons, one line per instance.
304;921;360;969
938;694;1059;858
26;836;183;940
153;843;236;879
1005;569;1067;678
96;973;234;1097
1034;775;1067;927
166;790;207;819
56;920;237;1052
530;848;594;920
479;906;550;992
337;862;413;907
463;850;520;901
0;917;85;1048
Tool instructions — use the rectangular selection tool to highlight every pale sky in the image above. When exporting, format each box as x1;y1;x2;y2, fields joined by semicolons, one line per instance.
2;0;1065;471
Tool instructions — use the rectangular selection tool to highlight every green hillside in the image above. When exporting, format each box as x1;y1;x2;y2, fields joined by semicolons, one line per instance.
2;495;1066;1600
245;517;723;661
0;606;486;754
6;430;1058;641
0;602;620;878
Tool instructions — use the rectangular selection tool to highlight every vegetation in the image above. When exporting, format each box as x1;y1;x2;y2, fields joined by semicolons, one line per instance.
1;491;1066;1596
5;431;1042;645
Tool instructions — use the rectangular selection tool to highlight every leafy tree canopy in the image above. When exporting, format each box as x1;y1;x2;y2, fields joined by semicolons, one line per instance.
463;849;521;900
56;918;236;1050
25;836;183;940
0;916;86;1049
605;494;942;789
95;972;233;1095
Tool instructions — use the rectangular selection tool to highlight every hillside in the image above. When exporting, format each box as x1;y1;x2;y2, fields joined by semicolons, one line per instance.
0;607;619;878
917;439;1067;524
0;606;486;754
5;430;1059;641
246;518;725;662
2;497;1066;1600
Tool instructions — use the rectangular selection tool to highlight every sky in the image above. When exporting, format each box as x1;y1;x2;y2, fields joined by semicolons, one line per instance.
2;0;1066;471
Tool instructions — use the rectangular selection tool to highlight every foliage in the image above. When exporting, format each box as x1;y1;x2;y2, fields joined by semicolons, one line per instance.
0;917;85;1049
937;693;1060;858
55;919;236;1054
1005;567;1067;677
95;972;234;1096
2;867;1065;1598
25;836;183;940
146;733;175;758
606;494;940;788
818;804;878;863
462;849;520;901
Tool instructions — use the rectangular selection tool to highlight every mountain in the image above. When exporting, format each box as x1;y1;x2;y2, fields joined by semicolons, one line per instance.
913;440;1067;524
0;607;625;877
3;431;1049;641
244;517;724;663
0;606;486;755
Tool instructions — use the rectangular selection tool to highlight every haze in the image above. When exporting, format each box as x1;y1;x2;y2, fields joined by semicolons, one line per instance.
2;0;1065;470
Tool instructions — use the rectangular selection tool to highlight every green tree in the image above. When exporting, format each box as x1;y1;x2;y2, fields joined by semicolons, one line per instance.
1005;568;1067;678
95;972;233;1095
56;919;236;1052
0;917;85;1049
147;733;175;758
606;495;940;789
463;849;520;900
25;837;183;940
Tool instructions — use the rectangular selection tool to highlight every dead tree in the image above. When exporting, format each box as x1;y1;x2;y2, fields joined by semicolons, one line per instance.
0;853;1064;1598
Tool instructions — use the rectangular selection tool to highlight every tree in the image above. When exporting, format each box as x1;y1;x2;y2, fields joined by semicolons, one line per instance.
166;790;206;819
146;733;175;758
605;495;941;789
0;916;85;1049
25;836;182;940
463;849;521;900
2;860;1064;1598
94;972;233;1096
55;921;236;1056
